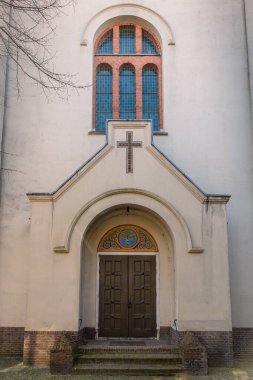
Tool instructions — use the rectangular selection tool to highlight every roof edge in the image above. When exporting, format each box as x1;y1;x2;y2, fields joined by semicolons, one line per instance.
27;143;108;201
27;131;231;205
150;144;231;204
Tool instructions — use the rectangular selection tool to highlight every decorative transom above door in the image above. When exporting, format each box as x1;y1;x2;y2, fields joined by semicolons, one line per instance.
98;225;158;252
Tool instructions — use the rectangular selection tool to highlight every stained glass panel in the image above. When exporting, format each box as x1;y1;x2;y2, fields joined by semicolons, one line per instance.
120;65;136;119
142;66;159;130
98;225;158;252
120;26;135;54
97;30;113;54
142;31;158;55
96;65;112;131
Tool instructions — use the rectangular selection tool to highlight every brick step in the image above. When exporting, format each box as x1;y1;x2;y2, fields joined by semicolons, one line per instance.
78;352;182;365
72;362;185;376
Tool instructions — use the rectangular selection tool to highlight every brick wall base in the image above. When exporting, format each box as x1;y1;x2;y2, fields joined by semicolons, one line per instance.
2;326;253;366
160;326;171;340
78;327;96;344
171;329;233;367
23;331;78;366
233;328;253;359
179;332;208;375
0;327;24;357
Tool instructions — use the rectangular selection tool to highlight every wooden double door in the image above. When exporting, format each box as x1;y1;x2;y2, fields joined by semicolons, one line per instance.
99;255;156;338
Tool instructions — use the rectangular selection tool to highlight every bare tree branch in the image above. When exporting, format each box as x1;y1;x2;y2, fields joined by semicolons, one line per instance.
0;0;85;98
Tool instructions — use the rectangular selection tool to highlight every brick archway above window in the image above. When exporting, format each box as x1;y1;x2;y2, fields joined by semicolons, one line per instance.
94;24;162;132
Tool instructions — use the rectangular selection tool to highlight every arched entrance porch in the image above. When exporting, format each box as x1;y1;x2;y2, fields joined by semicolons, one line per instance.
25;120;232;366
79;204;175;340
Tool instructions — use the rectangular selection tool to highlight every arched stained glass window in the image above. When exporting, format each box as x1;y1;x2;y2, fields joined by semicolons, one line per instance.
142;66;159;131
142;31;158;55
96;30;113;54
120;65;136;119
96;65;112;131
94;24;162;131
120;26;135;54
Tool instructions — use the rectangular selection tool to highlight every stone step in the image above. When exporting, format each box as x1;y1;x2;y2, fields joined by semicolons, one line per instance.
72;362;185;376
78;344;178;355
78;352;182;365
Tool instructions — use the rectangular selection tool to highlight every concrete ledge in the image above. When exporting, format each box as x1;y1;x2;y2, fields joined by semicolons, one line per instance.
88;129;168;136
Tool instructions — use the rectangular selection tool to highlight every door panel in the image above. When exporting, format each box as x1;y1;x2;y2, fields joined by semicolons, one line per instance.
99;256;128;337
129;256;156;337
99;255;156;338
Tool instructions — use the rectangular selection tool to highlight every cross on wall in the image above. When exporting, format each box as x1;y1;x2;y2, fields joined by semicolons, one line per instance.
117;131;142;173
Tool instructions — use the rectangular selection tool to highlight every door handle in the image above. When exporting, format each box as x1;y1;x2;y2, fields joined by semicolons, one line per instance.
128;301;132;308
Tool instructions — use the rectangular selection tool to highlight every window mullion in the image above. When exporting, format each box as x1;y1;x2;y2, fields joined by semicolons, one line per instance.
113;26;119;54
136;66;142;119
113;65;119;118
136;25;142;54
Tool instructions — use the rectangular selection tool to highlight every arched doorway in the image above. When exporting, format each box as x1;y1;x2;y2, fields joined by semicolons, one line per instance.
80;205;175;340
98;225;158;338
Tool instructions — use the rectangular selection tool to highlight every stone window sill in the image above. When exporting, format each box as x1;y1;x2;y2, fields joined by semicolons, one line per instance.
88;130;168;136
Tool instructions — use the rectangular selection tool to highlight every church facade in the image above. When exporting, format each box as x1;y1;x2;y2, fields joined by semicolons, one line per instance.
0;0;253;366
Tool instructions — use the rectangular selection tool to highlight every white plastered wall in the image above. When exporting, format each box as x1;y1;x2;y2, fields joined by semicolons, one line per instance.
245;0;253;117
0;0;252;330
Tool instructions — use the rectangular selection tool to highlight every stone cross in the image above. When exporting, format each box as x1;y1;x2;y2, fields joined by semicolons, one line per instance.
117;131;142;173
